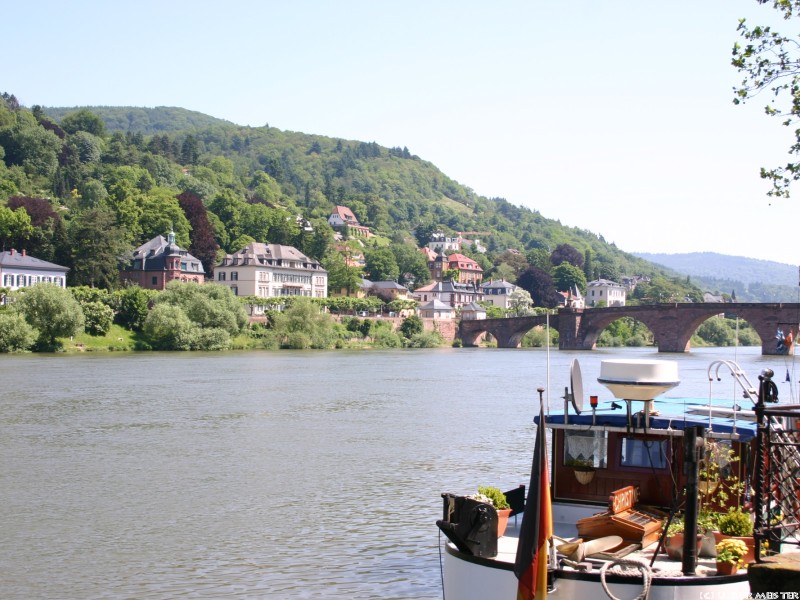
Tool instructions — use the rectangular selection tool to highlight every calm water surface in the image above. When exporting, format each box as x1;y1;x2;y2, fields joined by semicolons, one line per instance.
1;346;794;599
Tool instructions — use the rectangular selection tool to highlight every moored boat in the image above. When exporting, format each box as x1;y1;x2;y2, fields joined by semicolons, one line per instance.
437;358;800;599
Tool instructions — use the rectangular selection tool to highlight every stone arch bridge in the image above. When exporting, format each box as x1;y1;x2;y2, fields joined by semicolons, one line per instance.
458;303;800;355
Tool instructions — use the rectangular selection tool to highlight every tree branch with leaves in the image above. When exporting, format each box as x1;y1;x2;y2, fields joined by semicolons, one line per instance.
733;0;800;197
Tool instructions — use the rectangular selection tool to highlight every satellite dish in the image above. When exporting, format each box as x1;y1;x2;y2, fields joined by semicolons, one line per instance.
570;358;584;414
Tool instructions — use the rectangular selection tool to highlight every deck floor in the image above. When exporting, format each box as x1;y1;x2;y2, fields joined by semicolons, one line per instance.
496;516;739;578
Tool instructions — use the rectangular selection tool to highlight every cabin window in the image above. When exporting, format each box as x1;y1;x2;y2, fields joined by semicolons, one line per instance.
620;438;668;469
564;430;607;468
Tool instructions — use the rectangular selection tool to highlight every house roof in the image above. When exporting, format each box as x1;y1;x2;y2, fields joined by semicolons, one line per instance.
447;253;483;271
130;234;205;273
588;278;624;288
0;249;68;273
332;205;359;223
419;299;453;310
221;242;326;271
420;247;437;261
370;281;408;291
413;280;481;294
461;302;485;312
481;279;516;290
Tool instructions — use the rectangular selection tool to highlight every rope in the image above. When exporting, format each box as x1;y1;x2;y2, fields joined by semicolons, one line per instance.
599;557;653;600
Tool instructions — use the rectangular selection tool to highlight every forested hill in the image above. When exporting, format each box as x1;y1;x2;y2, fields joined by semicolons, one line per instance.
636;252;799;302
0;97;698;300
37;105;647;271
43;106;234;134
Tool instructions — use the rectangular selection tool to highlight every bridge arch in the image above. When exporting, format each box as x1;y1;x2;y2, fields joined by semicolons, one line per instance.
457;303;800;355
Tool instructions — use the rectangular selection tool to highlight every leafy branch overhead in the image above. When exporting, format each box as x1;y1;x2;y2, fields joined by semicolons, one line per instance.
732;0;800;197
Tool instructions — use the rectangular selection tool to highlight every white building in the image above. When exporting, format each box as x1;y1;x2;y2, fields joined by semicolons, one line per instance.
412;280;483;309
215;243;327;311
427;233;461;253
418;298;455;320
0;249;68;294
480;280;518;310
586;279;626;307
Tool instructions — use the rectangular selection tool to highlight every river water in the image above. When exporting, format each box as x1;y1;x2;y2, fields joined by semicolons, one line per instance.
1;346;796;599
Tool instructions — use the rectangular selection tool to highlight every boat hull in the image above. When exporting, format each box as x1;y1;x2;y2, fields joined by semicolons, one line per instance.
441;543;750;600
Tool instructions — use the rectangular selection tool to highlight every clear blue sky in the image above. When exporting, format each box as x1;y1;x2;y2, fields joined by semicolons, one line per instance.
5;1;798;265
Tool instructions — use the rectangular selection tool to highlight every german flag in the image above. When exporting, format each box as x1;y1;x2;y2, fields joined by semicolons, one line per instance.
514;394;552;599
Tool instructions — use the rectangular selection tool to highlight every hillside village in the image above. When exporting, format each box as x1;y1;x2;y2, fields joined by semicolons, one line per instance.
1;98;746;350
1;201;654;324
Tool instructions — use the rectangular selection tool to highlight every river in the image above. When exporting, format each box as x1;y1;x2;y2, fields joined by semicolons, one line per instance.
1;346;796;599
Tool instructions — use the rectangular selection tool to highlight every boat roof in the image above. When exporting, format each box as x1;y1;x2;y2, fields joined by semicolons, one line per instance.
542;395;760;442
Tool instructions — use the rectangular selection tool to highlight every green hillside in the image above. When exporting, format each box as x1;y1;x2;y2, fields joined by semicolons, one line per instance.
636;252;799;302
0;95;699;303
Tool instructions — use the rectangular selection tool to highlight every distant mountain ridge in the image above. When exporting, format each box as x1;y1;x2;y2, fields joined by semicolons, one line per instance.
42;105;233;134
634;252;799;302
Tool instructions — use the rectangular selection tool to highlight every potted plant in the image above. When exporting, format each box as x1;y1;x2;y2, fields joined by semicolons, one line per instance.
697;509;719;557
714;508;755;563
715;538;748;575
472;486;512;537
663;514;704;561
565;457;596;484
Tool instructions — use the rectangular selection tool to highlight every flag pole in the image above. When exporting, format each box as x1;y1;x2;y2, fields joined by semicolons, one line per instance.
515;386;553;599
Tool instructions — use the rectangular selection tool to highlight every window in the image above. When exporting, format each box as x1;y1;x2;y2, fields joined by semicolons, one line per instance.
218;272;226;281
564;430;607;468
231;271;238;281
151;276;158;286
620;438;667;469
231;286;238;296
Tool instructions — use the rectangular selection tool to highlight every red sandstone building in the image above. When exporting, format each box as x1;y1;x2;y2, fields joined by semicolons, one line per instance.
120;231;205;290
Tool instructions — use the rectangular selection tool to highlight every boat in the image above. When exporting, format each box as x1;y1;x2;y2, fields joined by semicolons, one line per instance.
437;358;800;599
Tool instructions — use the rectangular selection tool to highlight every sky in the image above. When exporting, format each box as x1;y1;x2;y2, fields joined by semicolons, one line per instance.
5;1;799;265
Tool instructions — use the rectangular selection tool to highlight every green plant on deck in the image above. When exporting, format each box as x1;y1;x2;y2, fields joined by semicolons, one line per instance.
715;538;748;565
717;508;754;537
665;514;685;537
475;486;510;510
699;440;745;516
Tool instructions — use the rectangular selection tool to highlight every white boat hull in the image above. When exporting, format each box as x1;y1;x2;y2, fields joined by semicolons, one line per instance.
441;544;751;600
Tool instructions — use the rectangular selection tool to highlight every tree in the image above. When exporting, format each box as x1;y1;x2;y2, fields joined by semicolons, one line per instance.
322;250;363;296
583;248;594;281
507;288;534;316
550;243;584;268
13;283;85;350
177;191;218;277
156;281;247;335
517;266;561;308
0;311;36;352
114;285;155;331
399;314;424;338
208;189;246;247
59;109;106;137
390;243;430;287
365;246;400;281
68;207;130;289
142;303;194;350
81;301;114;336
552;262;587;294
0;205;33;250
269;298;339;349
413;221;438;248
732;2;800;197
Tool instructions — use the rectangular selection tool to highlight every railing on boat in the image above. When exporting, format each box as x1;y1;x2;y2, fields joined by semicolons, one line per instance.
754;388;800;559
